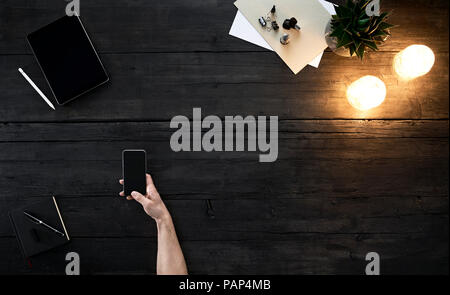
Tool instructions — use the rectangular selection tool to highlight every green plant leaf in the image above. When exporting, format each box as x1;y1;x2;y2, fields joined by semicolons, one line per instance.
330;25;344;37
359;0;372;10
332;14;351;20
344;28;354;36
377;12;389;22
372;30;387;37
353;37;362;51
367;14;387;33
335;5;353;18
357;18;370;27
345;0;355;10
378;22;395;30
364;40;379;51
357;44;365;59
368;23;381;35
349;44;356;56
336;31;353;48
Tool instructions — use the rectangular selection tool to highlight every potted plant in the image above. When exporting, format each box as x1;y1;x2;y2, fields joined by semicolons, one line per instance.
325;0;394;59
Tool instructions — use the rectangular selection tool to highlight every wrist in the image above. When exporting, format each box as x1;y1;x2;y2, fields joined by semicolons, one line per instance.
155;210;171;226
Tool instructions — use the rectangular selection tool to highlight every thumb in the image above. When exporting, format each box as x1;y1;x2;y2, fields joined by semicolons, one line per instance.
131;191;149;206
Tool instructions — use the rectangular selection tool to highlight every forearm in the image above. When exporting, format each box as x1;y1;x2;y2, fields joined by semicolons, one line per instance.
156;214;188;275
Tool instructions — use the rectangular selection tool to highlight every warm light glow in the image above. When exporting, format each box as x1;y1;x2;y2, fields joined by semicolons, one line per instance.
346;76;386;111
394;45;435;80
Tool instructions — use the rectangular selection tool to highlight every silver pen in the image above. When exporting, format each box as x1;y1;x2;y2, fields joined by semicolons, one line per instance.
23;211;65;237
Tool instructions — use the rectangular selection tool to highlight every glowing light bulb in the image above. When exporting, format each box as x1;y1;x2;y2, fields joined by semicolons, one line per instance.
346;75;386;111
394;45;435;80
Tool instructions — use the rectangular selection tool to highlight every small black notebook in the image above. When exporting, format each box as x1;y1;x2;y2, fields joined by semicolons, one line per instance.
9;197;70;258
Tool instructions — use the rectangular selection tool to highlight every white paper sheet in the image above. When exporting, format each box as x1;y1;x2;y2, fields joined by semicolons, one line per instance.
229;0;336;68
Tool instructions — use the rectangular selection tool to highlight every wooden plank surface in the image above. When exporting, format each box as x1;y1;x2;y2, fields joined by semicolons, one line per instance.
0;233;447;274
0;0;448;274
0;52;448;121
1;196;448;238
0;121;447;198
0;0;448;53
0;120;448;274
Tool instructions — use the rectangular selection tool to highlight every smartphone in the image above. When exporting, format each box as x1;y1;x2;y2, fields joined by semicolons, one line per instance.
122;149;147;196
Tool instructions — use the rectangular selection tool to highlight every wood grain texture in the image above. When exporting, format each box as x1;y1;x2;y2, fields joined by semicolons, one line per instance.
1;120;448;142
0;121;447;198
0;51;448;121
0;120;448;274
0;0;448;275
0;0;448;53
0;233;447;274
1;196;448;238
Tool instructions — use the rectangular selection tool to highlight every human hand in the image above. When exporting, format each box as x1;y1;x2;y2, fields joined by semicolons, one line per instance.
119;173;170;223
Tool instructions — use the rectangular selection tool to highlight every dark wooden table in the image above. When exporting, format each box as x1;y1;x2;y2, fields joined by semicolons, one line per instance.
0;0;448;275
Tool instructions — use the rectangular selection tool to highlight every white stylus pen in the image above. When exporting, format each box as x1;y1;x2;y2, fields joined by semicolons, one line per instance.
18;68;55;110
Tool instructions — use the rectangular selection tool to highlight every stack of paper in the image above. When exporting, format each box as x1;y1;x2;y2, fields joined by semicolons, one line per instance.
229;0;336;73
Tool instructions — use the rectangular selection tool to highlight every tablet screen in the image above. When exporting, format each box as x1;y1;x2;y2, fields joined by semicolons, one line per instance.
27;15;109;105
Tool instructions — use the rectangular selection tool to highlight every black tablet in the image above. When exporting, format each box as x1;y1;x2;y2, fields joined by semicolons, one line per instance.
27;15;109;105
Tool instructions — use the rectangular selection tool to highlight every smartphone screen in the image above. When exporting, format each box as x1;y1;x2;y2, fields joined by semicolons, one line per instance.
122;150;147;196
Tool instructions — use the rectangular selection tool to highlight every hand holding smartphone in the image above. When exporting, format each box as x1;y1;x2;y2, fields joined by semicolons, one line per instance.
122;149;147;196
